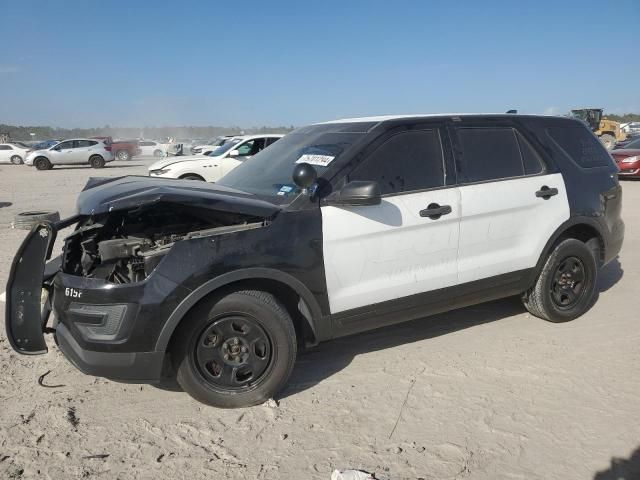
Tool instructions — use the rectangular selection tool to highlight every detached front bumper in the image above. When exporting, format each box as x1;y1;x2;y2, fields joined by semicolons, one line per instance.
5;222;55;354
5;220;184;383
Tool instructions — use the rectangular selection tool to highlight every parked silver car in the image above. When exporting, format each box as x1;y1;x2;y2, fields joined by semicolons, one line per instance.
25;139;114;170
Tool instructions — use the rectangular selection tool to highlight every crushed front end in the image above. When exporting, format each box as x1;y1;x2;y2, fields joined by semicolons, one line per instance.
5;176;276;382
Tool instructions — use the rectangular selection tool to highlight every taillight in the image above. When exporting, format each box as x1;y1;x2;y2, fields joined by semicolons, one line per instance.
104;145;112;152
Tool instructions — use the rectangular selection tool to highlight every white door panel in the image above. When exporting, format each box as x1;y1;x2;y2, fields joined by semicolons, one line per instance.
322;189;461;314
457;173;569;283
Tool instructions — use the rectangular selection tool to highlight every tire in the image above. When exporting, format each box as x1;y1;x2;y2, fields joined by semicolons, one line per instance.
34;157;52;170
180;174;205;181
90;155;105;168
153;149;163;158
522;238;598;322
600;134;616;150
13;210;60;230
10;155;23;165
115;150;130;161
172;290;297;408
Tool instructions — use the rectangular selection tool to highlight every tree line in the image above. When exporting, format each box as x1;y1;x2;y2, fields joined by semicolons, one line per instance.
0;124;296;142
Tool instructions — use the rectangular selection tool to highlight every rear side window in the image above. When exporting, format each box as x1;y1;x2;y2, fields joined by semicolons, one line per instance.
349;129;445;195
546;126;612;168
456;127;523;182
516;131;544;175
0;145;12;150
75;140;93;148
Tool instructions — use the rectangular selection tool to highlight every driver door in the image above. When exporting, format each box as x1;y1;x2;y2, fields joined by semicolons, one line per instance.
49;140;75;164
321;122;461;331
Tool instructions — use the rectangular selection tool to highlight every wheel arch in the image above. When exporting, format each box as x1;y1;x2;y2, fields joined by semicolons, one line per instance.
156;268;326;353
531;217;605;285
178;173;205;181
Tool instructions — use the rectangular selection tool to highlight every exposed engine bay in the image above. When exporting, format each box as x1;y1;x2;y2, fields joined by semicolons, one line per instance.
62;203;265;284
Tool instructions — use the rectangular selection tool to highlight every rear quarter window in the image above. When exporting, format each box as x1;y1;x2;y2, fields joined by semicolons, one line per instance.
546;126;613;168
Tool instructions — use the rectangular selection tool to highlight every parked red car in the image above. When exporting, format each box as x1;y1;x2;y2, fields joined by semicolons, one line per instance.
610;148;640;178
91;137;141;161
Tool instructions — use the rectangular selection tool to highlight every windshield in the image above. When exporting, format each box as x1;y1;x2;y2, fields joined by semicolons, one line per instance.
207;136;232;146
207;138;241;156
217;123;374;201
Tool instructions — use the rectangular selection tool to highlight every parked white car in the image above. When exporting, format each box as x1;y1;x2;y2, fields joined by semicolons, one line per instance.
138;140;166;157
191;135;237;155
0;143;31;164
25;139;114;170
148;134;283;181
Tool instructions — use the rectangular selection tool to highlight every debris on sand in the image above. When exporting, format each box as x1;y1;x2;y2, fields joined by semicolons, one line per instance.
331;470;375;480
38;370;65;388
66;407;79;430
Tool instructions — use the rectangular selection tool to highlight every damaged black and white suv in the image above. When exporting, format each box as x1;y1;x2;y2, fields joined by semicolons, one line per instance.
6;114;624;408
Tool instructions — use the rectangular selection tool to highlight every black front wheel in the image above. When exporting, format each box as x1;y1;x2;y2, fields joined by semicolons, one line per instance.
523;238;598;322
172;290;297;408
34;157;52;170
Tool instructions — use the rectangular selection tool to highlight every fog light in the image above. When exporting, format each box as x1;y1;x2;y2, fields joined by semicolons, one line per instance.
68;303;127;341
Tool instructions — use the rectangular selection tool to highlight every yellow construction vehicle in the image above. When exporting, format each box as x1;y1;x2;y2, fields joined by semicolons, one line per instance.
570;108;626;150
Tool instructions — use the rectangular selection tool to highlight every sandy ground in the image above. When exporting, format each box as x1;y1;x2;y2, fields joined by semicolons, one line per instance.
0;160;638;480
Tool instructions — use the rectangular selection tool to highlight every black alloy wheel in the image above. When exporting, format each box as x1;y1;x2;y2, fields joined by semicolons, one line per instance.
550;256;587;309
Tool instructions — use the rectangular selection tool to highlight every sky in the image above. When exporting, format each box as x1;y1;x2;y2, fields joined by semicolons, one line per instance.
1;0;639;128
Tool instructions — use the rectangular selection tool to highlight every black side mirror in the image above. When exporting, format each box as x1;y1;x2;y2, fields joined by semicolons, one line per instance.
325;180;381;207
292;162;317;190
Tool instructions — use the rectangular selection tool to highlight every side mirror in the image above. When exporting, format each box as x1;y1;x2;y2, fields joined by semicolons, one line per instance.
228;149;240;157
325;181;381;207
292;162;317;190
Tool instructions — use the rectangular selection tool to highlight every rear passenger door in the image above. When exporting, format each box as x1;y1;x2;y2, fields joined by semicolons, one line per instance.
321;123;461;316
451;122;570;284
74;140;96;163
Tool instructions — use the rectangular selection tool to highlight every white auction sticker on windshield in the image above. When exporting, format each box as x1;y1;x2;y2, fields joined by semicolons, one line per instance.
295;154;335;167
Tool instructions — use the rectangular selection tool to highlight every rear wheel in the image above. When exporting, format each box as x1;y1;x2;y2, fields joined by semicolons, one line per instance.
172;290;297;408
10;155;23;165
522;238;598;322
90;155;105;168
34;157;52;170
116;150;130;161
600;134;616;150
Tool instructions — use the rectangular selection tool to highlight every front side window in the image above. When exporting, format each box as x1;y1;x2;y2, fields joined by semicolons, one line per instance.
235;138;266;156
456;127;527;183
349;129;446;195
56;141;74;150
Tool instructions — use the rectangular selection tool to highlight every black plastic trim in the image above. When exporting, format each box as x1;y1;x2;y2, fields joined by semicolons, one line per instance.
155;267;328;352
55;323;165;382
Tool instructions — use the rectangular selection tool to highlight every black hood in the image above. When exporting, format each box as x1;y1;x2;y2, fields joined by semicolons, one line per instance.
76;176;281;217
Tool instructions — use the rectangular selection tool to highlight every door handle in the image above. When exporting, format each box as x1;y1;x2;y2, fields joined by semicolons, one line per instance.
419;203;452;219
535;186;559;199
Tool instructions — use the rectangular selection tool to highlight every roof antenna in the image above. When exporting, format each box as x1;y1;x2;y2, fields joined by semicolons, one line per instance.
506;109;518;114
